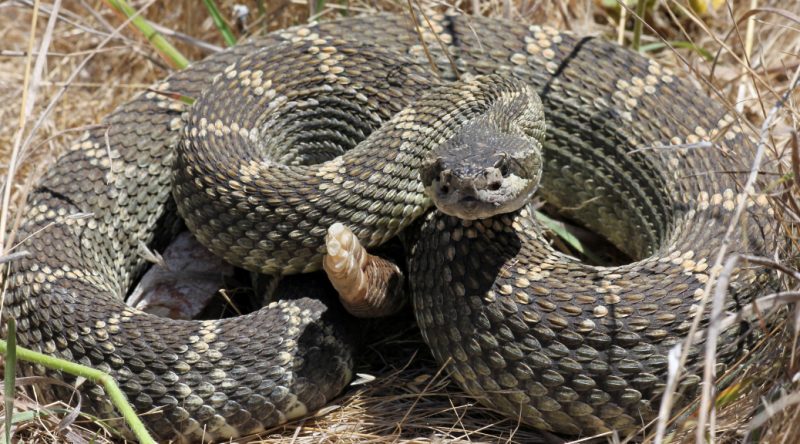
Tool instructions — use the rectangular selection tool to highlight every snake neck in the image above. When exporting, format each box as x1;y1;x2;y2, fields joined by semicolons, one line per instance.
174;41;547;276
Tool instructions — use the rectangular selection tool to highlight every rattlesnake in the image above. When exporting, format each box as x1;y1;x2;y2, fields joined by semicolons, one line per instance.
4;12;776;442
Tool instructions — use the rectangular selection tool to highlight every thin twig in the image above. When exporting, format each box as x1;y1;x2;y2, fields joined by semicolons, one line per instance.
405;0;440;77
628;141;714;154
616;0;627;45
0;0;43;257
150;22;223;53
699;254;741;444
17;1;160;170
415;0;461;80
735;0;760;114
655;62;800;444
394;357;453;434
746;392;800;438
631;0;646;51
739;254;800;282
0;251;30;264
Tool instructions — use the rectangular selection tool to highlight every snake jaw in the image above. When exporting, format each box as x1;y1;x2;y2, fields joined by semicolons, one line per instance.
426;168;539;220
420;126;543;219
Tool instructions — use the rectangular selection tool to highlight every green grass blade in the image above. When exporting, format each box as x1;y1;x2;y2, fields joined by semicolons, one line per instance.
0;328;156;444
203;0;237;47
534;211;585;254
533;211;607;264
104;0;189;69
631;0;647;51
3;319;16;444
639;41;714;62
7;409;38;426
146;88;195;105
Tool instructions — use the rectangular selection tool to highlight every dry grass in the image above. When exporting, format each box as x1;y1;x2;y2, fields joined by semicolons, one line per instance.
1;0;799;443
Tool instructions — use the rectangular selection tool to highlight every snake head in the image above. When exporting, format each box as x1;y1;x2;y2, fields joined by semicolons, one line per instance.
420;116;544;220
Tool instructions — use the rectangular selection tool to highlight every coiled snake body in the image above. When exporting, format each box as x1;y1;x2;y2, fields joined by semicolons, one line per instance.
4;12;774;441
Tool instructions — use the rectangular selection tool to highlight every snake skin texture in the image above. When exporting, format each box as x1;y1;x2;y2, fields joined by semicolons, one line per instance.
3;12;776;442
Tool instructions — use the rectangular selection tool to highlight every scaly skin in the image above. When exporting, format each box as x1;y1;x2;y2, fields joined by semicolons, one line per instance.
3;12;776;441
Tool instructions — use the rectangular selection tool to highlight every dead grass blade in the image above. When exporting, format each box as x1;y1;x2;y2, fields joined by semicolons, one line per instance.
1;1;798;443
656;36;800;444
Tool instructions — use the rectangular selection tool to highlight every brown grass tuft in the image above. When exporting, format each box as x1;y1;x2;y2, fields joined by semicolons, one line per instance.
1;0;798;443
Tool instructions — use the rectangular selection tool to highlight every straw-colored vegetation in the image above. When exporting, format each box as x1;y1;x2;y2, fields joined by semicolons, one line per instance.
1;0;798;442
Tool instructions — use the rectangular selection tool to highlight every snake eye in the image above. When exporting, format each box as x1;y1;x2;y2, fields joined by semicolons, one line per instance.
495;156;510;177
421;157;445;186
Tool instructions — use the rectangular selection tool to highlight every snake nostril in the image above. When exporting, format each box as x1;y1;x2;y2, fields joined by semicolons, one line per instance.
439;184;450;195
484;167;504;191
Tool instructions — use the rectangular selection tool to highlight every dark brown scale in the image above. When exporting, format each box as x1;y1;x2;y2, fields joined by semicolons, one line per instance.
2;12;775;442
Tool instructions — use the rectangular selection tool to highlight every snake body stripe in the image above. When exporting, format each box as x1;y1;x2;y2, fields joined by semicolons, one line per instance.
3;12;775;441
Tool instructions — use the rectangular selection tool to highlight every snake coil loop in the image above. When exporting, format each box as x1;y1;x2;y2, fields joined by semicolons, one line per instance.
4;13;775;441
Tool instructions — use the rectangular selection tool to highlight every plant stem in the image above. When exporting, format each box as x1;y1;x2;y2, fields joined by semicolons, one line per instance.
104;0;189;69
631;0;647;51
0;332;156;444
